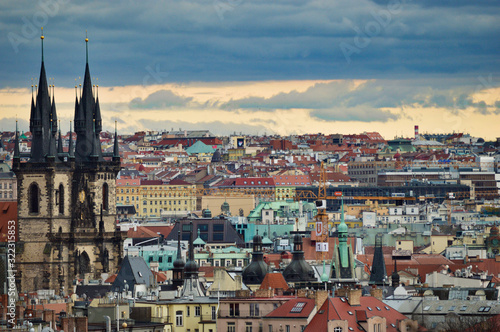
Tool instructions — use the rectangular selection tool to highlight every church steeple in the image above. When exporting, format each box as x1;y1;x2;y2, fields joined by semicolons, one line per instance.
75;33;103;162
30;28;51;162
68;121;74;159
330;194;356;282
13;120;20;163
283;233;315;282
242;231;269;285
57;125;64;156
172;231;185;288
180;221;204;297
113;121;120;162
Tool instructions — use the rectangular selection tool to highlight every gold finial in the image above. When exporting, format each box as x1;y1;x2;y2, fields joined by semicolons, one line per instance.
85;30;88;42
41;27;44;40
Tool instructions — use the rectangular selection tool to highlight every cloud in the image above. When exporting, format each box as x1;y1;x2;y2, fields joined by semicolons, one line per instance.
138;119;270;136
217;78;500;121
1;0;499;89
129;90;193;109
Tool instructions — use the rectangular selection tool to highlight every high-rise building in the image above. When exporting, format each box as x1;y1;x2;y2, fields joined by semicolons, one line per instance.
12;32;124;292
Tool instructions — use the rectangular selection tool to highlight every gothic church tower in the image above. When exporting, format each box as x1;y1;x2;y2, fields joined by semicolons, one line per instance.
12;31;124;293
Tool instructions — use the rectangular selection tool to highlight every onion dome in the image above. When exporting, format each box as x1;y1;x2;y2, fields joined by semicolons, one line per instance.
242;232;268;285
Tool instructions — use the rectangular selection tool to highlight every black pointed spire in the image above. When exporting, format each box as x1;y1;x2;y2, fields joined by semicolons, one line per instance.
369;234;387;286
113;121;120;161
68;121;74;159
29;85;35;133
14;121;20;160
47;120;57;160
90;119;99;160
50;85;57;135
57;126;63;155
95;84;102;133
75;32;103;162
30;29;51;162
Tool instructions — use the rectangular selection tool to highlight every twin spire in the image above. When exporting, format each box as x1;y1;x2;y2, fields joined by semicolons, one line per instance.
24;28;119;164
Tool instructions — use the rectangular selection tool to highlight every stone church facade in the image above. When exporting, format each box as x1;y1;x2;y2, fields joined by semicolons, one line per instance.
12;35;125;293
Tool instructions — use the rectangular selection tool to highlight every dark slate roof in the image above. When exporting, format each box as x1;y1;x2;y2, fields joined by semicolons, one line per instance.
111;256;154;292
75;285;111;299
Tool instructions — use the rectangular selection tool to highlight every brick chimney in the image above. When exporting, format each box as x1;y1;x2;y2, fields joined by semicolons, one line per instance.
347;288;362;306
315;290;328;309
369;286;383;301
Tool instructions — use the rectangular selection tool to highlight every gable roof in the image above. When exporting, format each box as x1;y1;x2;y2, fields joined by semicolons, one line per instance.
259;273;290;291
127;226;161;239
265;298;316;319
111;256;154;292
305;296;416;332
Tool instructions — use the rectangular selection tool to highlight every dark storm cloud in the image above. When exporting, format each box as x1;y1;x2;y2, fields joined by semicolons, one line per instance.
129;90;193;110
1;0;499;88
219;78;500;121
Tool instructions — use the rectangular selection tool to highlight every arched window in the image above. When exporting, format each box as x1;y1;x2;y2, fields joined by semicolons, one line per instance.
29;183;40;214
58;184;64;214
103;183;109;211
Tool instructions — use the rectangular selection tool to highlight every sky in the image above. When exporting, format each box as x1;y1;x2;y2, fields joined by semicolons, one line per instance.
1;0;500;139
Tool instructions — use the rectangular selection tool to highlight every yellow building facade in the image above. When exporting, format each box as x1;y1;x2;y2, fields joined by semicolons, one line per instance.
135;299;218;332
116;180;196;219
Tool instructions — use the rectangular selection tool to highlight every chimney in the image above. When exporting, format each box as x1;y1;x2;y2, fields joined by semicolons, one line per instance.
414;125;419;139
315;290;328;309
346;288;362;306
369;286;383;301
235;275;242;290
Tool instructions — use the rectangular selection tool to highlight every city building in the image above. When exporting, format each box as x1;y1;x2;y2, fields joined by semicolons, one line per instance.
12;35;124;292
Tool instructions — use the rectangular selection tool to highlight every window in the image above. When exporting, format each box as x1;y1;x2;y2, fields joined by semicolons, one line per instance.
29;183;40;214
286;326;290;332
290;302;306;313
187;306;190;317
460;305;467;311
103;183;109;211
176;311;183;326
449;306;456;311
195;306;201;317
246;322;253;332
250;303;259;316
212;306;217;320
436;306;443;311
423;306;430;311
229;303;239;316
58;184;64;214
333;328;343;332
227;323;235;332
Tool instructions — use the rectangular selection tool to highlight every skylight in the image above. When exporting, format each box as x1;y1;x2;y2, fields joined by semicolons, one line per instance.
290;302;306;313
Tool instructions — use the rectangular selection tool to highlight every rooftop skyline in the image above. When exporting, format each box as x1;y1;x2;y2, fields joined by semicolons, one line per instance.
1;0;499;139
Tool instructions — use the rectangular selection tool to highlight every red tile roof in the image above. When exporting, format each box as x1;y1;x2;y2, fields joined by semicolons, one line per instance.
199;266;215;278
105;274;117;283
127;226;161;239
305;296;421;332
259;273;290;291
265;298;316;319
0;202;17;242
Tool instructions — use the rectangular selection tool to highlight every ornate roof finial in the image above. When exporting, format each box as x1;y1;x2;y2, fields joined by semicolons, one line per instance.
41;27;44;62
85;30;89;64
